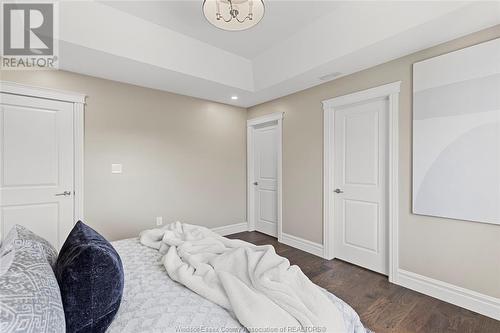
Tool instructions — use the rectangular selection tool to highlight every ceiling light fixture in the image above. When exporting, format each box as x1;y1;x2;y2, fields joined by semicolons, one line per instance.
203;0;265;31
231;95;239;100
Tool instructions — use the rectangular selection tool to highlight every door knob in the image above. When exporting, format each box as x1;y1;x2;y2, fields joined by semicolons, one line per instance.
253;182;258;186
55;191;72;196
334;188;344;194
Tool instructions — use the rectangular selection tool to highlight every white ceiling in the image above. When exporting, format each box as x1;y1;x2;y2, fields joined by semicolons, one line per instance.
56;1;500;107
101;1;339;59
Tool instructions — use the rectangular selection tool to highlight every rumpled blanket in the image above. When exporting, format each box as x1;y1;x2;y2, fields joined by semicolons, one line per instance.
139;221;347;332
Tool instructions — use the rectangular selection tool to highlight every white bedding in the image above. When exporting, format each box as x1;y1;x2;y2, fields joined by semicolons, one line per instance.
108;238;242;333
108;236;370;333
140;222;350;332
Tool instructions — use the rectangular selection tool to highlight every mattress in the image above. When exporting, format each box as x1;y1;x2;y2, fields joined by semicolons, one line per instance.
108;238;369;333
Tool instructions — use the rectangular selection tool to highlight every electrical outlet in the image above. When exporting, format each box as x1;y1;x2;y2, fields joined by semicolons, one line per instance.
155;216;163;226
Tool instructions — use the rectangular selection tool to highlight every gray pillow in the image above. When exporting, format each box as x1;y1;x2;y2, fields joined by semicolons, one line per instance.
0;225;65;333
0;225;58;268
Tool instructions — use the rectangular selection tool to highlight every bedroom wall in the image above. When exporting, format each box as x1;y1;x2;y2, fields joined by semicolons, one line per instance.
247;25;500;298
1;70;247;241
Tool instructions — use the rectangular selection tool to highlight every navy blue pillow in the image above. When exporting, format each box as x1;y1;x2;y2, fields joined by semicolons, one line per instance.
55;221;124;333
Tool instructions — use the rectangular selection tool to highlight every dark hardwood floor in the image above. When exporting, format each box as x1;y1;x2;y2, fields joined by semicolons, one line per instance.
227;231;500;333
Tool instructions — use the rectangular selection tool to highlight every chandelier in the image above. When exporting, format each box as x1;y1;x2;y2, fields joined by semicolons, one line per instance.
203;0;265;31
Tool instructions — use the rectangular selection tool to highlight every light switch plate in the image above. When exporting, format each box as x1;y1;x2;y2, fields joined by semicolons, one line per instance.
111;164;122;174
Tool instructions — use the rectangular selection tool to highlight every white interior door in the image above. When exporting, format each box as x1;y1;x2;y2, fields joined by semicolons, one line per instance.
253;123;278;237
333;97;388;274
0;93;75;248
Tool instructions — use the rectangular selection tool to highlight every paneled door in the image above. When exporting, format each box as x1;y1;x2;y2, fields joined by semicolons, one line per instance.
0;93;75;248
333;97;388;274
253;124;278;237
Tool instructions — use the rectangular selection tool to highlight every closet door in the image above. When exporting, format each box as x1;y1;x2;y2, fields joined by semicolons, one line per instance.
253;123;279;237
0;93;74;248
333;97;389;275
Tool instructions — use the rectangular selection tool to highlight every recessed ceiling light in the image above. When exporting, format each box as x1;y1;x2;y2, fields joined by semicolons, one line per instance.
231;96;239;100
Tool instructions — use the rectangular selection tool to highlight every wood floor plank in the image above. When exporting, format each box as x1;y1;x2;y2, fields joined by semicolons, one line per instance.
227;231;500;333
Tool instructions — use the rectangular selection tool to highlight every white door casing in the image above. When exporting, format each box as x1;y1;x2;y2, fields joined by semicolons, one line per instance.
247;112;283;240
333;97;388;274
0;81;85;248
323;82;400;280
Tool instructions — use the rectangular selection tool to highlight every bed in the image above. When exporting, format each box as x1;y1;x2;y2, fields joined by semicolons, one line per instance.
108;238;370;333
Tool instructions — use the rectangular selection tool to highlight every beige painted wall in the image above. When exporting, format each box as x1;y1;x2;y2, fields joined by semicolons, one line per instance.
248;25;500;298
1;70;247;241
2;25;499;299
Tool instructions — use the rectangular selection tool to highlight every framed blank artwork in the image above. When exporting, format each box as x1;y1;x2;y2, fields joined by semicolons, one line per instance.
412;38;500;225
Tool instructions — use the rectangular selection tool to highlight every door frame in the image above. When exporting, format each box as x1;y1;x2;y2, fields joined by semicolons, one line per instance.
247;112;284;241
0;80;86;224
322;81;400;281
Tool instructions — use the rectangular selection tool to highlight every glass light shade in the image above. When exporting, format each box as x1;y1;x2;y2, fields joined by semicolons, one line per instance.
203;0;265;31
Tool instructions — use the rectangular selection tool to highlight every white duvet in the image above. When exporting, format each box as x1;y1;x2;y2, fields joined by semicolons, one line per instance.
139;222;348;332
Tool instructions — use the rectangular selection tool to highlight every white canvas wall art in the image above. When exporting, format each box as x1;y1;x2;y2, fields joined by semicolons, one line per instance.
413;38;500;225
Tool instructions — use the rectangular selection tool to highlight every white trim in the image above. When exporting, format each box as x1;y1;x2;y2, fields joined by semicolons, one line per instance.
73;103;85;222
247;126;255;232
1;81;86;226
247;111;284;127
322;81;401;280
0;81;86;104
322;81;401;109
212;222;249;236
247;112;284;241
276;118;283;242
394;269;500;321
323;107;334;259
387;91;400;283
281;233;324;258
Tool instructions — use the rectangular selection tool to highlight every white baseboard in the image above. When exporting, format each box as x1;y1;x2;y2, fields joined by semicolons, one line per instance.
395;269;500;321
280;233;324;258
212;222;248;236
